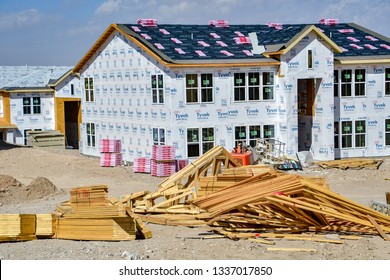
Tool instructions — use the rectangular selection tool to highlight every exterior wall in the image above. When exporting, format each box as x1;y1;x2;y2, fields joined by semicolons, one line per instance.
279;32;335;160
334;64;390;158
79;31;172;160
55;75;82;99
8;92;55;145
77;29;390;162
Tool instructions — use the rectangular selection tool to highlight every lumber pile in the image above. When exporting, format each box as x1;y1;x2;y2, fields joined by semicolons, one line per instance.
0;214;55;242
315;158;383;170
27;130;65;147
54;185;150;241
193;170;390;238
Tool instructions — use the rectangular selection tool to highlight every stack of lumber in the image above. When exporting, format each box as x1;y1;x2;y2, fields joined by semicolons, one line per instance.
0;214;37;242
0;214;56;242
315;158;383;170
193;170;390;238
54;185;150;241
27;130;65;147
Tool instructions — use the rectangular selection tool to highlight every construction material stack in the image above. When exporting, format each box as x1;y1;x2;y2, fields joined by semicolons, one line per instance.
99;139;122;167
151;145;176;177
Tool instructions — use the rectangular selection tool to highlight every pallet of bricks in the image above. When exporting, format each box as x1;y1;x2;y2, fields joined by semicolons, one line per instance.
99;139;122;167
151;145;176;177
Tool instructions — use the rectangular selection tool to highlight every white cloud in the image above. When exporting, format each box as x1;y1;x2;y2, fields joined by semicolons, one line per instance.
95;0;123;16
0;8;42;29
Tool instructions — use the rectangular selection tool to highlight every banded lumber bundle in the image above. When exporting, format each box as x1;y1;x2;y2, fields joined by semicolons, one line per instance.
55;217;136;241
0;214;55;242
315;158;383;170
193;171;390;237
0;214;37;242
53;185;148;241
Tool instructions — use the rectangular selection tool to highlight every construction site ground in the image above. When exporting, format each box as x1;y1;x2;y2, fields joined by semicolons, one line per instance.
1;143;390;260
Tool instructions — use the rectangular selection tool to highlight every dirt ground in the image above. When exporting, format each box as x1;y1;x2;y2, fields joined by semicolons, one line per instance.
1;143;390;260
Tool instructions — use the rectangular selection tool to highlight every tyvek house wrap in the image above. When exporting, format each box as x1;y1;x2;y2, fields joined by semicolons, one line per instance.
78;29;390;163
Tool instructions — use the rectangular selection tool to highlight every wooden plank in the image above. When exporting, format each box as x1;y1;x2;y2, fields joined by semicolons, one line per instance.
267;247;317;252
367;215;390;241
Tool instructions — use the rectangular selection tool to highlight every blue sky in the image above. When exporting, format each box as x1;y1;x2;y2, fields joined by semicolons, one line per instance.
1;0;389;66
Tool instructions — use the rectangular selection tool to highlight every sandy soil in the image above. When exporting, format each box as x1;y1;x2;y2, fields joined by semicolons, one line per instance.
1;144;390;260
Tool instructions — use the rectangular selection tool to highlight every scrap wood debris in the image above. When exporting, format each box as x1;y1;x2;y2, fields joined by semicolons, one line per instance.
314;158;383;170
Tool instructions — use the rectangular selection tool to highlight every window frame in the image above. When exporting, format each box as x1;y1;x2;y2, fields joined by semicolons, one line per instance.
86;122;96;148
233;71;274;102
23;97;41;115
187;127;215;157
336;69;366;98
151;74;164;104
354;120;366;148
234;125;274;148
84;77;94;102
307;49;313;69
185;73;214;104
152;128;166;145
341;121;353;148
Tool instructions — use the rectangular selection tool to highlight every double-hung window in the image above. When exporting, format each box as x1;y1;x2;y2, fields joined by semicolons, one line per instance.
334;121;339;149
341;70;352;97
339;120;366;148
354;69;366;96
151;74;164;104
262;72;274;100
86;123;96;147
187;127;215;157
355;120;366;148
186;74;213;103
152;128;165;145
23;97;41;115
234;72;274;102
84;77;94;102
337;69;366;97
234;125;274;148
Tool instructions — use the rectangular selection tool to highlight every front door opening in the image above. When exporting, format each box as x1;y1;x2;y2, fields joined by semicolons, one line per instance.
64;101;80;149
297;78;320;151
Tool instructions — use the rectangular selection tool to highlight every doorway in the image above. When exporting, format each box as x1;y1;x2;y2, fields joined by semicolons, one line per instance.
297;78;320;151
64;101;80;149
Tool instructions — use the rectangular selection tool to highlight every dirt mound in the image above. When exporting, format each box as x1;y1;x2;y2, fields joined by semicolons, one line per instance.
0;175;63;205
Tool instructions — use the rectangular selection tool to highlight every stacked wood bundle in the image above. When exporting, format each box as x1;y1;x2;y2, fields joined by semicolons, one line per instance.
0;214;37;242
315;158;383;170
54;185;150;241
193;170;390;238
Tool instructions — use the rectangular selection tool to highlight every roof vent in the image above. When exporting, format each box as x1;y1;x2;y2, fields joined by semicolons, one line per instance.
267;23;283;30
137;18;158;27
209;20;229;27
319;19;339;25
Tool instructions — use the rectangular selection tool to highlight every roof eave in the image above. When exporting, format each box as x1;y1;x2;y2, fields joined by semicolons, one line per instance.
335;55;390;65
